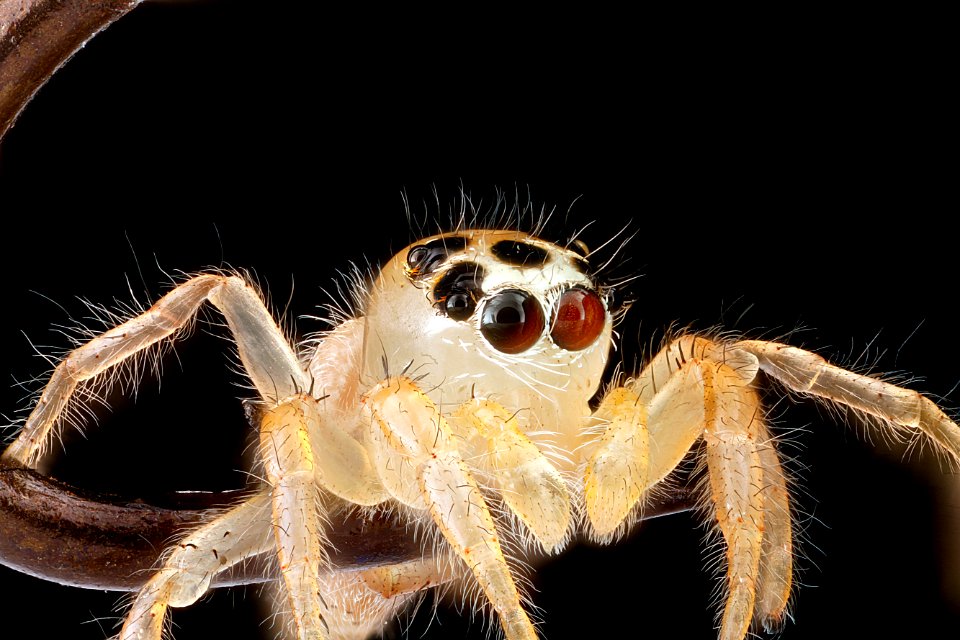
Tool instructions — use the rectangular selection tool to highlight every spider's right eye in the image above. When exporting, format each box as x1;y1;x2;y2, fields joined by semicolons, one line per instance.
480;289;545;354
550;288;606;351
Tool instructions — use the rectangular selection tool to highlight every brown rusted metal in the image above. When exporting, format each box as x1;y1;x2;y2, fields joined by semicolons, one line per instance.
0;462;426;591
0;0;142;140
0;460;693;591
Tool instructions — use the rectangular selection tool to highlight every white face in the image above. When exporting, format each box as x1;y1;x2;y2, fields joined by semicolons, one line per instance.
360;230;614;434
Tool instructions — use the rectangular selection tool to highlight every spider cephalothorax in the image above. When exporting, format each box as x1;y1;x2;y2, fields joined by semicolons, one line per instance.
3;227;958;640
361;231;612;457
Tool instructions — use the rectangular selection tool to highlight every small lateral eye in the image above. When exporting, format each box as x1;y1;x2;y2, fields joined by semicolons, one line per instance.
406;245;446;276
444;292;475;321
480;290;545;354
550;288;606;351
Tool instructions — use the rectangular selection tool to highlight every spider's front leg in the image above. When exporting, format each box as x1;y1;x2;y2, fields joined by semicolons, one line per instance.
257;391;392;639
584;337;793;640
362;376;540;640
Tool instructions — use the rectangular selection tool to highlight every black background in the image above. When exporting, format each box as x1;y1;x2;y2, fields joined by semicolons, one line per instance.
0;2;956;638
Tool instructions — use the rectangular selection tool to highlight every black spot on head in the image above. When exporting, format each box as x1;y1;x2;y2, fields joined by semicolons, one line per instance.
433;262;485;321
491;240;549;267
406;236;468;278
571;256;591;274
568;239;590;258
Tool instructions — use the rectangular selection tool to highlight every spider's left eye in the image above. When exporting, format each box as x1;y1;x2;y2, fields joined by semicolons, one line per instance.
480;289;545;354
550;288;606;351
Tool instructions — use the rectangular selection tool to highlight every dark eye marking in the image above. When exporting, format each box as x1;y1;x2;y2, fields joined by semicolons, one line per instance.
406;236;468;278
571;256;590;274
568;239;590;258
490;240;549;267
432;262;486;321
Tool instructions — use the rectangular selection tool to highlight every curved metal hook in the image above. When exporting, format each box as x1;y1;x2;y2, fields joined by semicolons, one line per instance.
0;0;143;139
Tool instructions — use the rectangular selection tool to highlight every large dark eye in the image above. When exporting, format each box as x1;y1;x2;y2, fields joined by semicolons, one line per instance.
480;290;545;354
550;288;606;351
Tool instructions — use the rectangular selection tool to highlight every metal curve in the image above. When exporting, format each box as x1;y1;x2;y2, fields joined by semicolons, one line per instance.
0;0;143;140
0;460;692;591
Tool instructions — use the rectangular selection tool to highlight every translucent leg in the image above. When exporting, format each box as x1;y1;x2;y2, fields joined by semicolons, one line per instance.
700;361;764;640
4;274;308;468
363;377;538;640
260;398;330;640
737;340;960;462
119;492;273;640
451;399;571;552
754;421;793;631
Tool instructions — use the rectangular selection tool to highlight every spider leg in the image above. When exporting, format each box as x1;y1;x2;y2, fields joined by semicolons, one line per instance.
2;275;374;639
259;396;334;639
735;340;960;462
584;336;755;535
582;385;649;536
450;399;571;552
699;360;765;640
585;336;793;640
119;492;274;640
357;555;447;600
754;420;792;631
3;274;308;469
363;376;538;640
316;560;439;640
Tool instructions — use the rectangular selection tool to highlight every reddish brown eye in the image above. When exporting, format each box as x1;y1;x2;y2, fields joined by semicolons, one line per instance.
480;290;545;354
550;288;606;351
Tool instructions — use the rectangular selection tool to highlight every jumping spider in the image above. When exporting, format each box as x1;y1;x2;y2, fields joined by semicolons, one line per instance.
2;224;958;640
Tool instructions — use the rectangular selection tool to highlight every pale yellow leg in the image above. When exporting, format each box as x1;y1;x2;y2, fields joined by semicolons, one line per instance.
583;386;649;536
736;340;960;463
358;556;447;599
119;492;274;640
586;337;773;640
630;336;758;487
584;336;758;537
700;361;764;640
452;399;571;552
3;274;309;468
315;563;436;640
306;557;452;640
363;377;538;640
630;336;759;405
754;421;793;631
260;398;330;640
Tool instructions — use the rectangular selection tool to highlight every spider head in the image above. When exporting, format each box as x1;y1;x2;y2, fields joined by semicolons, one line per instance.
360;230;613;416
